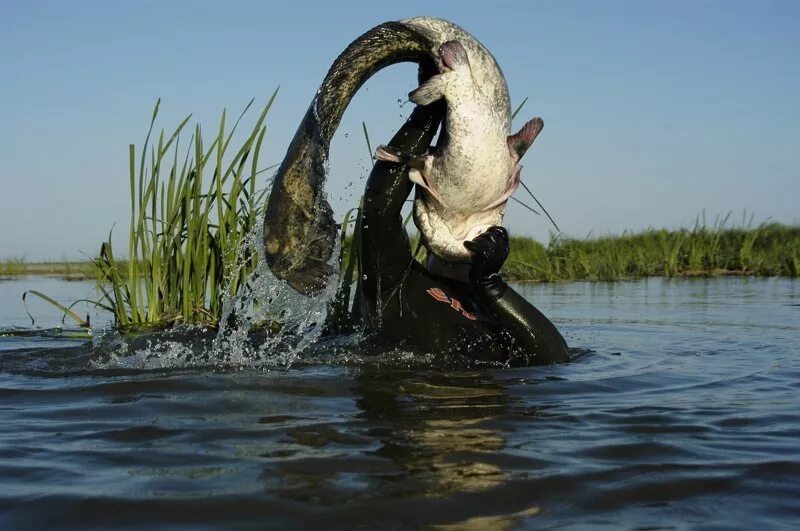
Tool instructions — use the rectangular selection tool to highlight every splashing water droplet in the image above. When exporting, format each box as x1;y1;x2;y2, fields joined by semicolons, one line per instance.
212;220;342;368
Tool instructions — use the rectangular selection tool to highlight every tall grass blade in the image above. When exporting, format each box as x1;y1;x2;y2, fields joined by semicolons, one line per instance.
518;179;560;232
22;290;89;328
511;97;528;120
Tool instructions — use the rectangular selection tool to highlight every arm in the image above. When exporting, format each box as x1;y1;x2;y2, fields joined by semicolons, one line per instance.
465;227;569;364
360;102;443;308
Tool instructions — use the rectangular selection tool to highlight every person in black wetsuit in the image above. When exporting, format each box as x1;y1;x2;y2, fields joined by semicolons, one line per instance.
357;102;569;366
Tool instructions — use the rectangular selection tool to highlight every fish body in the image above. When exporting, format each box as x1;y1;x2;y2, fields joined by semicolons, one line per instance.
263;17;539;294
378;20;543;261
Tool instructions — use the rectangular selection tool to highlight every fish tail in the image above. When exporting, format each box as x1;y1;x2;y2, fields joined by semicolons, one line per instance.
263;22;437;295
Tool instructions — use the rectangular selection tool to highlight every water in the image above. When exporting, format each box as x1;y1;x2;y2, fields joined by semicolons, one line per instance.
1;277;798;529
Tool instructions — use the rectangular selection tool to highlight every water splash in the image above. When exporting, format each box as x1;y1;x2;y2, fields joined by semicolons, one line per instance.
212;204;342;368
93;196;343;371
90;328;204;370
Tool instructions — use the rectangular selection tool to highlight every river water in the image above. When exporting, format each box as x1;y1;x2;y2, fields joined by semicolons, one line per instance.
0;277;798;529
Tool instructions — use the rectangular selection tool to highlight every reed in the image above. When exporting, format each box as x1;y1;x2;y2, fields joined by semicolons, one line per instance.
504;214;799;282
91;93;278;329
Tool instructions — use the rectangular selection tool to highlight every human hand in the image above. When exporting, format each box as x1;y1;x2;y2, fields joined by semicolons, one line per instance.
463;226;509;283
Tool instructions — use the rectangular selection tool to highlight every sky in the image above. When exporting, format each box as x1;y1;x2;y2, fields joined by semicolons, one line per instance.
1;0;798;260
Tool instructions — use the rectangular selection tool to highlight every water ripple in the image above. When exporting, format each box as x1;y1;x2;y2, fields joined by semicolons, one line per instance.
0;278;798;528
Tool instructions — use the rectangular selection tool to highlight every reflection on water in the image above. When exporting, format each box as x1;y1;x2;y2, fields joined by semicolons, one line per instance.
356;371;510;496
0;277;798;529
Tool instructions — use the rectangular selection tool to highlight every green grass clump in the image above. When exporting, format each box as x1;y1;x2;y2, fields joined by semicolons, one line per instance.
0;257;28;277
92;93;277;329
504;213;800;282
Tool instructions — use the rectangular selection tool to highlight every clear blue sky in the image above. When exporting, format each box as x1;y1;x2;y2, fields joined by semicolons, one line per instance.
1;0;798;260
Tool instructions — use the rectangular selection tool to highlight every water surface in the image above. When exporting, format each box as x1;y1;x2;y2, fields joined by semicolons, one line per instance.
1;277;798;529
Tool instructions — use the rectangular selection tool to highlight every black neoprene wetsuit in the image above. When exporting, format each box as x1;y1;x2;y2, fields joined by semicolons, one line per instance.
358;104;569;366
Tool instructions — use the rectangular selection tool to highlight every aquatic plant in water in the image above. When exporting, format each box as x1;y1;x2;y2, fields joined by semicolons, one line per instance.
92;92;278;329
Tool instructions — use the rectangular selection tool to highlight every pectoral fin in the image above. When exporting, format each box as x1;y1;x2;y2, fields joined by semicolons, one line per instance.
507;117;544;162
375;145;428;170
409;168;448;208
409;73;447;105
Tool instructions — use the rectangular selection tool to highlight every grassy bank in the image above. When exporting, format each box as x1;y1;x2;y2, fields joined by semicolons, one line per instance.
0;259;97;280
504;219;799;281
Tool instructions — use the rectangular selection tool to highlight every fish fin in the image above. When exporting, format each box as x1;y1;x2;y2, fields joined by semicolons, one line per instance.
507;117;544;162
439;40;470;70
409;168;447;208
376;145;429;170
375;145;402;163
286;258;335;296
407;168;427;188
409;73;447;105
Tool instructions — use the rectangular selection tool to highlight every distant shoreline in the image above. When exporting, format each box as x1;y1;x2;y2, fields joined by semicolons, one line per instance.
0;263;782;282
3;222;797;282
0;261;97;280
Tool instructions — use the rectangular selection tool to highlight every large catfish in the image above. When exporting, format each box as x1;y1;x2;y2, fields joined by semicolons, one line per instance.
263;17;541;294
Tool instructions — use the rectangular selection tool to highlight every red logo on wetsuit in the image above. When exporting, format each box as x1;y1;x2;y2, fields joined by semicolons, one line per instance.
425;287;478;320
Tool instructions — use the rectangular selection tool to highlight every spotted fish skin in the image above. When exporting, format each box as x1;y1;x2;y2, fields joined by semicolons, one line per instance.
399;18;537;263
263;22;433;295
263;18;516;294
